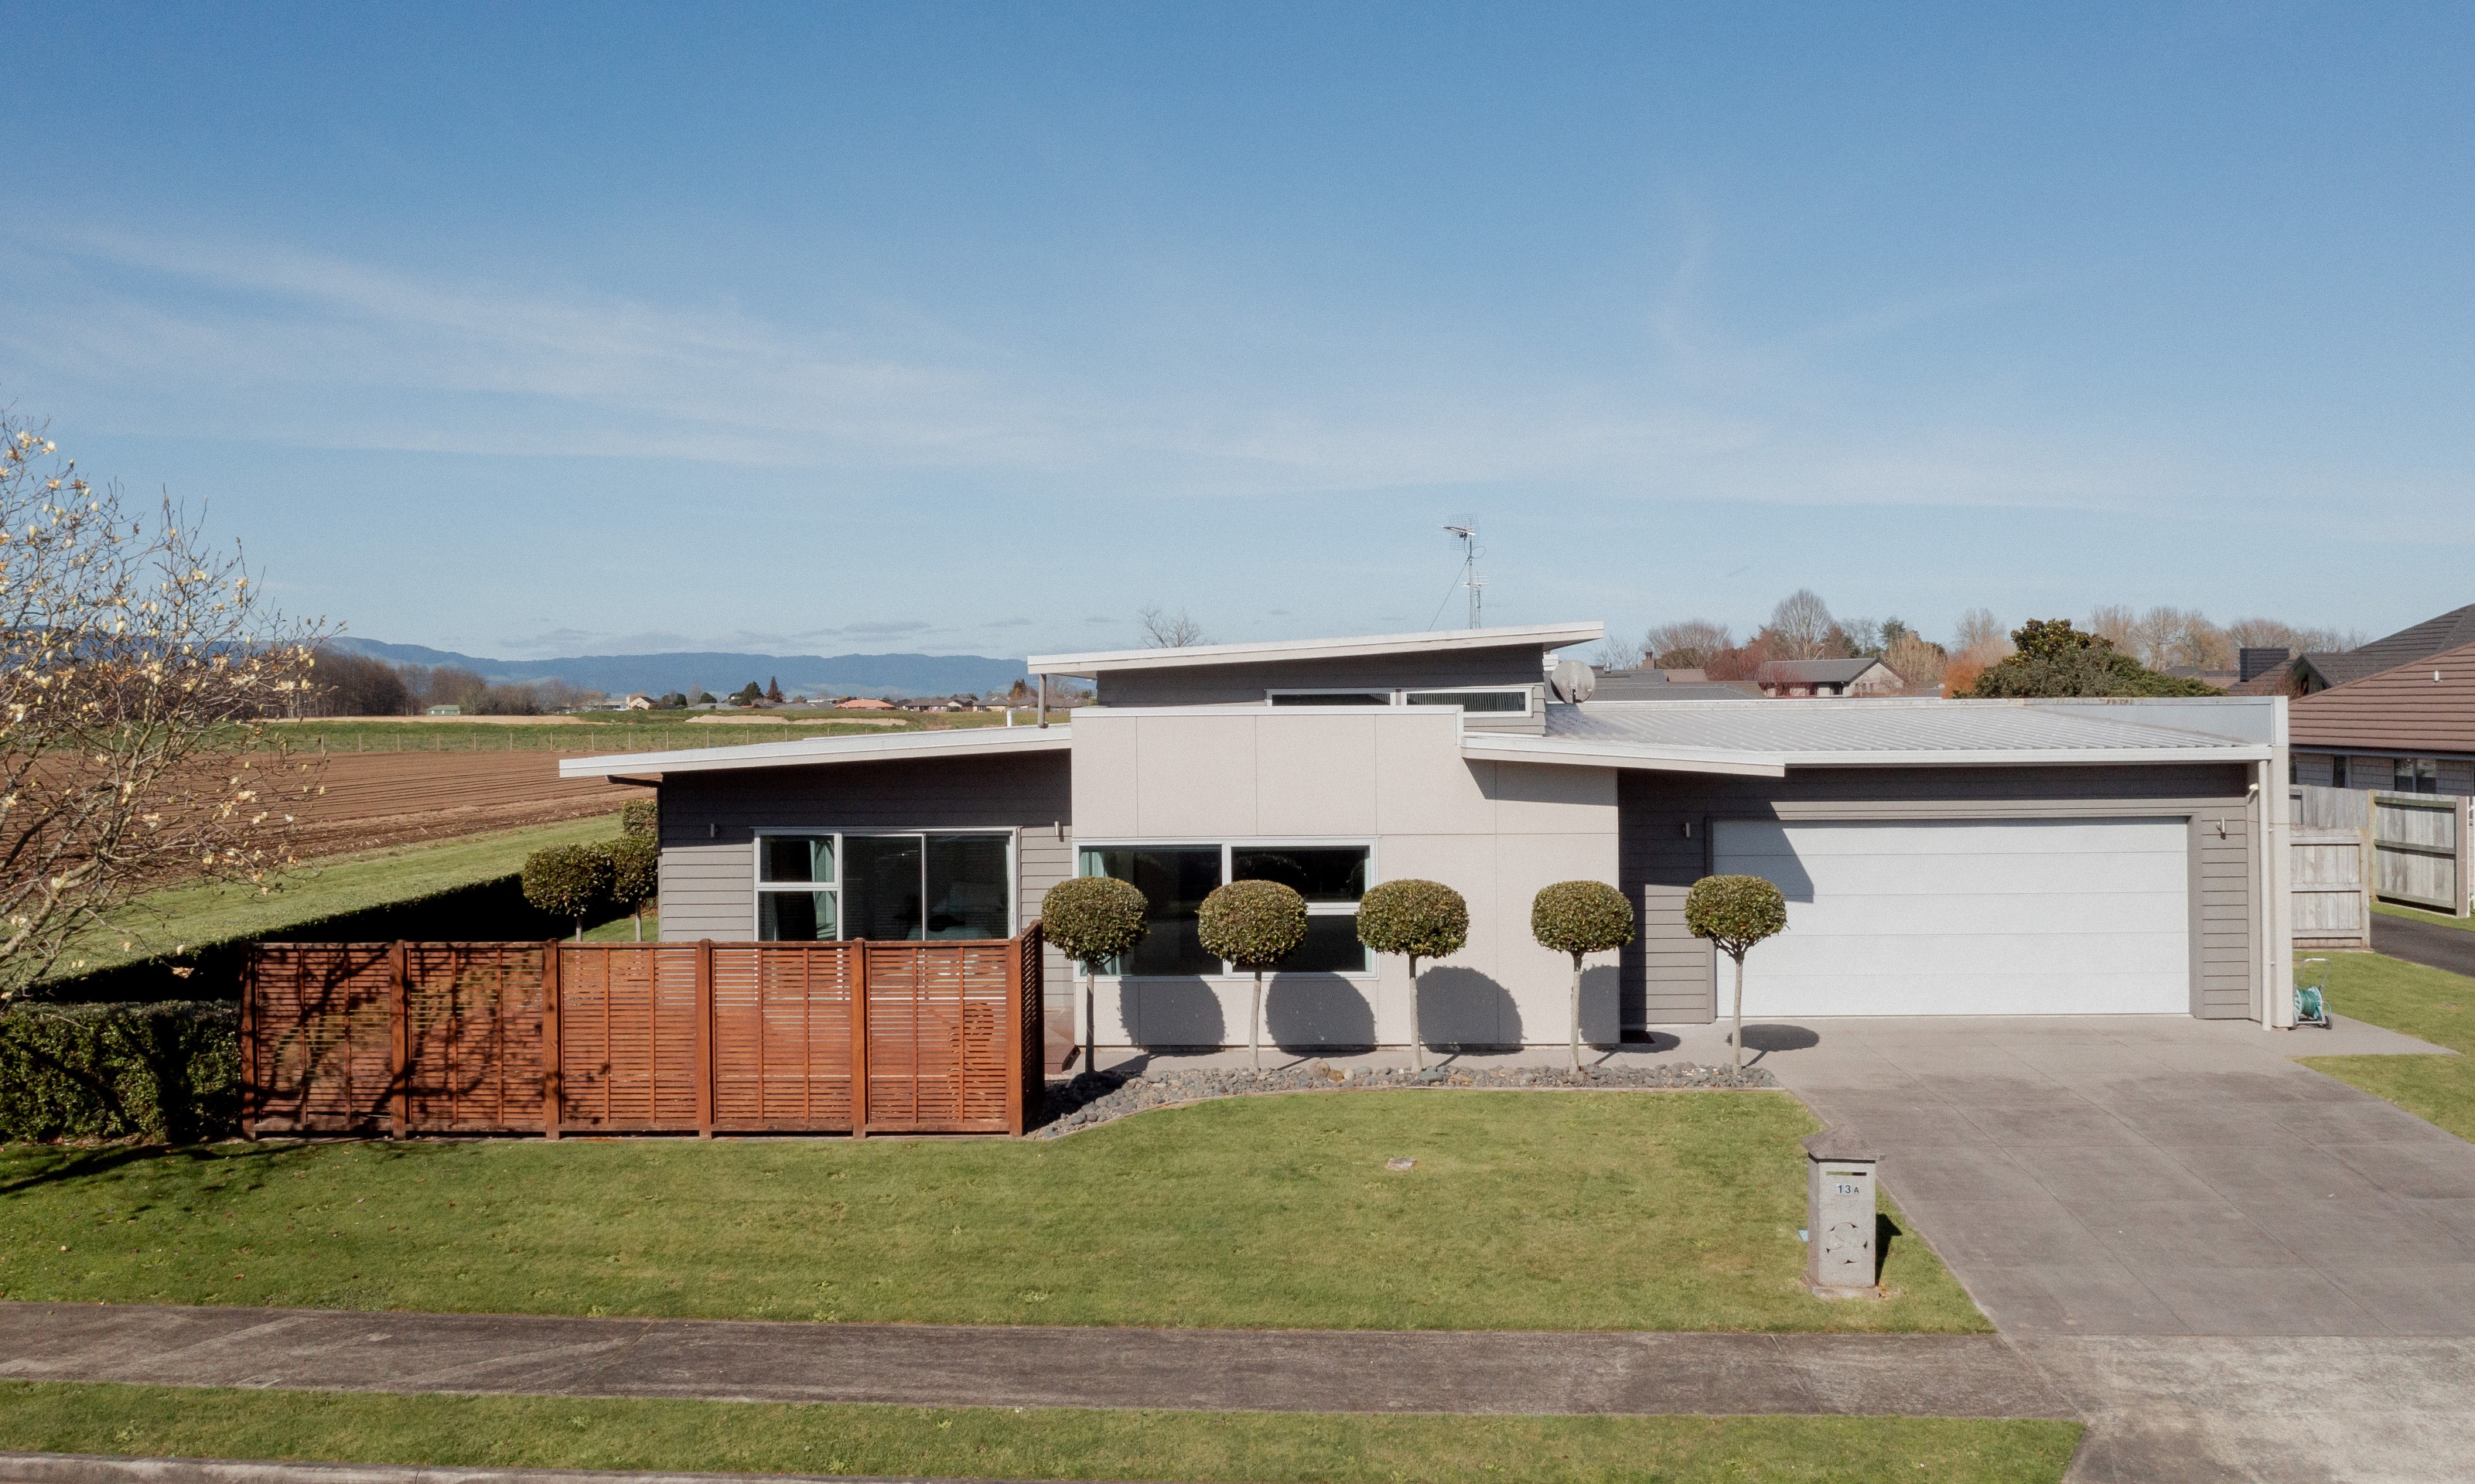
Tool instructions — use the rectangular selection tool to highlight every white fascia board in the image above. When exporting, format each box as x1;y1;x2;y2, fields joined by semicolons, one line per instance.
1461;735;1790;778
1769;745;2273;767
1028;621;1604;677
558;725;1071;780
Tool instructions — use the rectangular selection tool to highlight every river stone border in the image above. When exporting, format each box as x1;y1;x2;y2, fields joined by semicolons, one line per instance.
1032;1059;1778;1137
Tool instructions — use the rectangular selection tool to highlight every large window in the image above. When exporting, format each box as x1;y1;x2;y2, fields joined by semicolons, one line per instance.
1077;842;1372;975
2395;757;2440;795
756;831;1012;940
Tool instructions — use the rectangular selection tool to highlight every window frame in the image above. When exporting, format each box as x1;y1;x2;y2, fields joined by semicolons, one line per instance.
1401;686;1533;716
749;827;1020;941
1074;836;1377;978
1263;686;1534;717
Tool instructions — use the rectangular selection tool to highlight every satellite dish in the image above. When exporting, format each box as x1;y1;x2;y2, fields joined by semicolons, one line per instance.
1548;659;1596;704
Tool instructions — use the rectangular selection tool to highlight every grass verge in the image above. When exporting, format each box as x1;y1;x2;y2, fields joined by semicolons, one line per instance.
0;1090;1985;1332
0;1382;2084;1483
61;815;624;975
2374;900;2475;933
2299;953;2475;1142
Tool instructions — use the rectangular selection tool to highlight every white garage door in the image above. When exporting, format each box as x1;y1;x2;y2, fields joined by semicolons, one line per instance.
1710;817;2190;1016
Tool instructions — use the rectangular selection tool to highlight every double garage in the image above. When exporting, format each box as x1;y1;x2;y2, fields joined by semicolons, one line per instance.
1620;763;2267;1028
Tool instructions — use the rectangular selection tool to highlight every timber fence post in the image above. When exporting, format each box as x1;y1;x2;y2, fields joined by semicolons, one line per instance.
695;939;715;1138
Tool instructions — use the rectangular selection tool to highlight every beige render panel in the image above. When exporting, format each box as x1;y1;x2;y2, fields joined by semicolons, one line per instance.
1068;716;1143;837
1493;826;1625;1045
1486;758;1620;834
1255;714;1382;836
1374;711;1494;834
1132;715;1261;837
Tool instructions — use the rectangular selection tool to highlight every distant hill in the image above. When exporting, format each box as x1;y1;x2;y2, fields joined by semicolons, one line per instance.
326;638;1029;700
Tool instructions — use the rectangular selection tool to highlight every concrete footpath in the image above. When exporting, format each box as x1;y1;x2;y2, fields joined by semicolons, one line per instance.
12;1303;2475;1482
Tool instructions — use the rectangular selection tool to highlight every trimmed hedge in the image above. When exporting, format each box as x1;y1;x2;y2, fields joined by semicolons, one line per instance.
521;843;614;929
0;1001;238;1144
1357;879;1469;962
608;835;659;915
622;800;659;838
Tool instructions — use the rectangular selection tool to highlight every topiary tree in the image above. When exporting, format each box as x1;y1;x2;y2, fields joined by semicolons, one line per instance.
1531;880;1636;1071
607;835;658;942
1197;880;1308;1070
1040;875;1150;1074
1685;875;1788;1073
1357;879;1468;1072
523;842;614;940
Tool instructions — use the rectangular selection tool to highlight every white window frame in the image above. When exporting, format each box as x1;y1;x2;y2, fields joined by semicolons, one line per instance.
1403;685;1532;716
1074;836;1377;978
749;827;1020;940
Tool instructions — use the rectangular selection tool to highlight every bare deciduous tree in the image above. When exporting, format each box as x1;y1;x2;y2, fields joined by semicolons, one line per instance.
1758;588;1845;660
1591;638;1644;671
1883;633;1948;692
2087;604;2137;650
2127;606;2231;672
0;415;323;999
1136;604;1208;649
1644;619;1732;670
2226;616;2362;654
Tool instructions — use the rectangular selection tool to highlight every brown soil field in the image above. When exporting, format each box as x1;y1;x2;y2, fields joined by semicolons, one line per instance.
287;752;650;858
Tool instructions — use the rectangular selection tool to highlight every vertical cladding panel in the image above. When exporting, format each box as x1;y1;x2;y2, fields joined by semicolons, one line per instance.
246;945;394;1132
1619;764;2258;1027
403;944;548;1131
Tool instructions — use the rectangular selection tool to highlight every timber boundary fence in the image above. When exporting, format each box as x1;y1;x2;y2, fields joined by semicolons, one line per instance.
242;928;1044;1138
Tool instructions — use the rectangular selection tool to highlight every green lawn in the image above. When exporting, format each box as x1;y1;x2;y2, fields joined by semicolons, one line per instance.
580;910;658;943
2374;900;2475;932
2300;953;2475;1142
0;1383;2081;1483
0;1091;1985;1333
57;815;628;976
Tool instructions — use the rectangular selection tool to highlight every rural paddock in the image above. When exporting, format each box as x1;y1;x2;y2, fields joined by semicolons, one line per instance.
284;752;649;856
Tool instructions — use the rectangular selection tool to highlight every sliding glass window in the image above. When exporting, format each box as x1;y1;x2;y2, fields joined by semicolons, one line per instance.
756;832;1012;941
1078;843;1373;974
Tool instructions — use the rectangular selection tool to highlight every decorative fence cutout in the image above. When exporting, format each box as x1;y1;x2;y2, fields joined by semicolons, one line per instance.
243;929;1043;1138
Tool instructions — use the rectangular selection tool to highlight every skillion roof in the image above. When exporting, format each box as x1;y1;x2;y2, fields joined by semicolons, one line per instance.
1025;621;1603;677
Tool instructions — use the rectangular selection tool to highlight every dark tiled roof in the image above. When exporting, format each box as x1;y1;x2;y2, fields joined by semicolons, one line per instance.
2306;604;2475;689
1587;669;1763;701
2290;637;2475;756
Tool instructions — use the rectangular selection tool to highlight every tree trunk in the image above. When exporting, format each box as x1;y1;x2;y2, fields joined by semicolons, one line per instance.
1408;954;1424;1072
1570;951;1584;1071
1732;953;1746;1073
1084;964;1098;1077
633;906;644;943
573;918;583;943
1251;969;1263;1070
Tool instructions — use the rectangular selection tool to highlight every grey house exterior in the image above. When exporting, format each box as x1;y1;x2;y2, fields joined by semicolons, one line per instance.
565;621;2298;1050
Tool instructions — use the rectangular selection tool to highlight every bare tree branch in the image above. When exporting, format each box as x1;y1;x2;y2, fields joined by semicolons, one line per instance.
1136;605;1208;649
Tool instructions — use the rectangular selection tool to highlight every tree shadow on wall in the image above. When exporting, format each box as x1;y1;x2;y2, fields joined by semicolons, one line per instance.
1265;974;1376;1052
1122;977;1226;1050
1415;967;1523;1054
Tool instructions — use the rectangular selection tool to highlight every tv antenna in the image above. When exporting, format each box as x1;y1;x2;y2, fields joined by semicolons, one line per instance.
1442;522;1483;629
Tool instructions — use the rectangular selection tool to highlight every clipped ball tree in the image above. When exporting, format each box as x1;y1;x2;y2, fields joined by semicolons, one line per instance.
1357;878;1468;1071
1197;879;1308;1070
1531;880;1635;1071
1685;874;1788;1072
523;842;614;941
1041;875;1150;1074
607;835;659;942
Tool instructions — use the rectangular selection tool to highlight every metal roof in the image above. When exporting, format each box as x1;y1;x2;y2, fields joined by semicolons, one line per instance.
1026;621;1603;677
558;724;1070;780
1546;698;2273;766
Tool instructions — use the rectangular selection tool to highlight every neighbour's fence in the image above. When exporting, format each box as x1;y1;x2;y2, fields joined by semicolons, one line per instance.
242;928;1044;1138
2290;785;2471;918
2290;829;2371;950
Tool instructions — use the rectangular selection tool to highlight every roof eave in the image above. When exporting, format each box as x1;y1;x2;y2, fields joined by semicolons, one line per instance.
556;727;1072;780
1459;736;1790;778
1028;621;1605;677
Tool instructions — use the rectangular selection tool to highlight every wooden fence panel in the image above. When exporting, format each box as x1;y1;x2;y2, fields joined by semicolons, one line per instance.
709;942;855;1130
2291;829;2371;950
556;943;702;1131
246;944;394;1134
246;930;1043;1138
403;943;549;1132
2373;793;2468;915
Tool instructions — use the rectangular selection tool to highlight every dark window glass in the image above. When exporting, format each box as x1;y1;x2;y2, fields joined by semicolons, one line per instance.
1230;846;1368;904
2331;756;2347;788
760;835;834;883
1271;692;1391;706
1287;913;1370;972
1405;689;1526;713
925;834;1012;940
758;891;838;941
1080;846;1223;975
845;835;925;940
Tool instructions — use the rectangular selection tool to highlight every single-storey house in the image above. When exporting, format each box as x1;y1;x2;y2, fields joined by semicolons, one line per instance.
2241;602;2475;698
562;620;2297;1052
1754;657;1903;698
2289;636;2475;798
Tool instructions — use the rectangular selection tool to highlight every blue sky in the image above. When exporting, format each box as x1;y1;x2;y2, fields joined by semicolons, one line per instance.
5;2;2470;660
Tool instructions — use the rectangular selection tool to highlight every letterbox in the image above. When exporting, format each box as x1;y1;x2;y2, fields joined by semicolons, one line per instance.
1802;1125;1881;1299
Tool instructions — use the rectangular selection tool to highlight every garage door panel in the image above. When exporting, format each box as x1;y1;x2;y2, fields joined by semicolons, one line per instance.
1711;817;2190;1018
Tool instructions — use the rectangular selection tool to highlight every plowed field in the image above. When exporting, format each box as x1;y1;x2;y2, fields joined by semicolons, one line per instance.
288;752;650;858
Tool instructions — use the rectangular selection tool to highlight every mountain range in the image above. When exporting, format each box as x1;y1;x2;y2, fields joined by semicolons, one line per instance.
326;638;1030;700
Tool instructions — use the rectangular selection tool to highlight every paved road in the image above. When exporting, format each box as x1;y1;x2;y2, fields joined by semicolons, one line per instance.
2371;913;2475;978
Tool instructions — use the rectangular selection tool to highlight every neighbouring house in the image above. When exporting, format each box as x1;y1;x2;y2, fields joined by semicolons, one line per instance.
562;619;2296;1052
624;693;656;711
1753;657;1903;698
835;697;900;711
2239;602;2475;697
425;704;461;717
2289;637;2475;797
1589;668;1763;701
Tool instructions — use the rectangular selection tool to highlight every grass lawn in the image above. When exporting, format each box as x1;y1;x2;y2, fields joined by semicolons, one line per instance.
2374;900;2475;932
0;1090;1985;1333
2299;953;2475;1143
0;1382;2082;1483
57;815;627;976
580;910;658;943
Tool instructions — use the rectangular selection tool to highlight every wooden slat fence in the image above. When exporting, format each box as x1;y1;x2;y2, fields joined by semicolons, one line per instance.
2291;785;2472;917
2290;828;2371;950
244;926;1043;1138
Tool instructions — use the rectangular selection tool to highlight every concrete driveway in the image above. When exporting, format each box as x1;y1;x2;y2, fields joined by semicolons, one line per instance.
1749;1014;2475;1338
